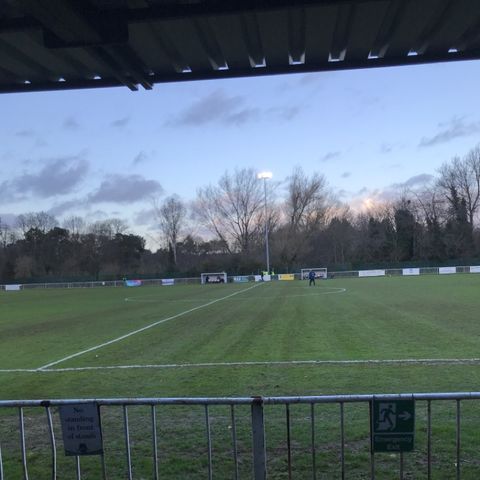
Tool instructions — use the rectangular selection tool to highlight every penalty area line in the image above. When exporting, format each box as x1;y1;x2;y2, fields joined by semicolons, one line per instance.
37;282;263;371
0;357;477;374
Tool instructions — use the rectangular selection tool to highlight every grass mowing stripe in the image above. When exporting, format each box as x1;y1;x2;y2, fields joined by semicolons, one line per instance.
37;282;263;371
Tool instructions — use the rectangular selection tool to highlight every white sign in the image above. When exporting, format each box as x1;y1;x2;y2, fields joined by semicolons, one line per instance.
359;270;385;278
5;284;21;291
439;266;456;275
162;278;175;285
470;266;480;273
402;268;420;276
60;404;103;456
254;275;271;282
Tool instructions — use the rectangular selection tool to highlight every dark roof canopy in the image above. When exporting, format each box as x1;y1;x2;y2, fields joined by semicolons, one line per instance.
1;0;480;94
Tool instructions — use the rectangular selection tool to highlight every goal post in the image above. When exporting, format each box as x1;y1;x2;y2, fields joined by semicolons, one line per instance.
300;268;328;280
201;272;227;284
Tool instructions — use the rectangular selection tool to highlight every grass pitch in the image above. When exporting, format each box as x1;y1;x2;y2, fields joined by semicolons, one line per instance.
1;275;480;396
1;275;480;478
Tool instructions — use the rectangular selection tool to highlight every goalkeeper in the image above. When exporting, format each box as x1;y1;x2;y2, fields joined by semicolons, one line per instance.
308;270;316;286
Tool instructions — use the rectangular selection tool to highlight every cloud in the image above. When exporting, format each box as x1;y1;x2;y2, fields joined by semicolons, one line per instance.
88;174;163;204
419;116;480;147
320;151;341;162
266;106;302;122
133;208;156;226
132;151;148;166
392;173;434;189
341;172;351;178
166;90;304;127
15;129;35;137
63;116;80;130
48;199;82;217
166;90;255;126
111;116;130;128
347;173;434;213
380;143;395;154
0;156;89;201
224;108;260;125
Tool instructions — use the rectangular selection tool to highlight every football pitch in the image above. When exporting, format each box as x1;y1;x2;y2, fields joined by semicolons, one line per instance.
1;274;480;398
2;275;480;479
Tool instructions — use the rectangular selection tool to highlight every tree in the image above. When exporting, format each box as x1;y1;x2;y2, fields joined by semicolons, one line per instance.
285;167;330;232
438;146;480;226
324;214;355;265
195;168;264;253
444;186;473;258
17;212;57;236
0;217;14;248
276;167;332;269
393;198;416;261
62;216;86;238
155;195;186;266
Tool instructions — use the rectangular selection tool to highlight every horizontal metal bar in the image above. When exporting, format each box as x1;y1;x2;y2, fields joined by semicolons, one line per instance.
2;392;480;408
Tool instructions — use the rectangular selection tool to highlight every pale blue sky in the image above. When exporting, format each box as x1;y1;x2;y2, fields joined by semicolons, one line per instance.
1;59;480;239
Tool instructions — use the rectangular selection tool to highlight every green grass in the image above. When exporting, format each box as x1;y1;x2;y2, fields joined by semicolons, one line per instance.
1;275;480;478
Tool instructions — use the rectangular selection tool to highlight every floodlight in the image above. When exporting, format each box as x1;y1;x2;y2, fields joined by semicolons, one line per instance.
257;171;273;179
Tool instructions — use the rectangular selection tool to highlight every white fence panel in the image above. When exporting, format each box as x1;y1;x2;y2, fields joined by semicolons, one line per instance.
359;270;385;278
402;268;420;276
439;266;456;274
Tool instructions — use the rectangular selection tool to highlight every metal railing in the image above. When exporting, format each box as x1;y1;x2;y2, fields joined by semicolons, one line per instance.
1;392;480;479
2;264;480;290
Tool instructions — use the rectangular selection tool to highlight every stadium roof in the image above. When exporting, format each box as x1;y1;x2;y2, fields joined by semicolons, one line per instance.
1;0;480;94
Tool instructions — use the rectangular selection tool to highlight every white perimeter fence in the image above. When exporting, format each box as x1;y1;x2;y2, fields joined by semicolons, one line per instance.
1;264;480;290
0;392;479;479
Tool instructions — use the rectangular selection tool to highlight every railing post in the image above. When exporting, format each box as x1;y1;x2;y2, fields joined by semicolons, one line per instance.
251;396;267;480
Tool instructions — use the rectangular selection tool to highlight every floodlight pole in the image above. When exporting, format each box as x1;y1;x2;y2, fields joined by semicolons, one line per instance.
258;172;272;274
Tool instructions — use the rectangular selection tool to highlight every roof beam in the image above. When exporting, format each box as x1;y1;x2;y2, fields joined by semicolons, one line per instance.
0;0;388;34
128;0;388;24
412;0;457;54
16;0;103;44
370;0;409;58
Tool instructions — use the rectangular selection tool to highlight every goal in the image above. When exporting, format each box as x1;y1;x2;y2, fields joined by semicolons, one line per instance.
201;272;227;284
300;268;328;280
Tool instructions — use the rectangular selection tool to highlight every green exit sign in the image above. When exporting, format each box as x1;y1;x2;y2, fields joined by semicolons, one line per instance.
371;399;415;452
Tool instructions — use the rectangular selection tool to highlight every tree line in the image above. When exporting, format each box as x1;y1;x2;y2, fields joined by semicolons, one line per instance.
1;146;480;282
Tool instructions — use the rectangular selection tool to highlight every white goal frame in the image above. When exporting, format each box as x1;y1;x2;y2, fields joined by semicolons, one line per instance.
300;268;328;280
201;272;227;284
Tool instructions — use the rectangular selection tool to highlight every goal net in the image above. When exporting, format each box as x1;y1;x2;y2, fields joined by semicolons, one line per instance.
201;272;227;284
300;268;328;280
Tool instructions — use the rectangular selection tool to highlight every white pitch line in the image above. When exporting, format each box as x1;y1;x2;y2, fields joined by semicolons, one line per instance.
37;283;263;371
0;369;39;373
0;357;476;374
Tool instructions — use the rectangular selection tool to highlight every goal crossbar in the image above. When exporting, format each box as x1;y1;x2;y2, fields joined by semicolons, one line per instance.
201;272;227;284
300;268;327;280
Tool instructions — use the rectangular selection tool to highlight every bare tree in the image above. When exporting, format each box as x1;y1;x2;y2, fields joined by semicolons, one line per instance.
194;168;264;253
437;146;480;225
275;167;332;268
155;195;186;264
0;217;15;248
109;218;129;236
62;216;86;238
285;166;331;232
17;211;57;236
88;219;129;239
412;186;446;227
